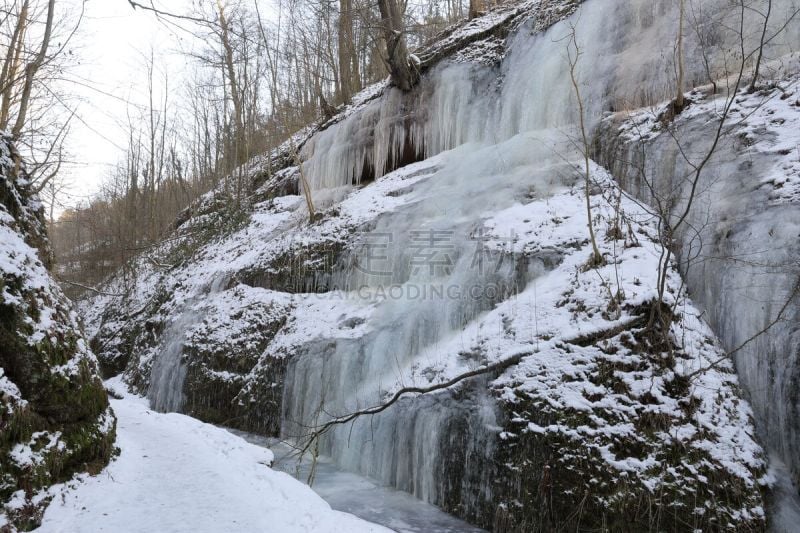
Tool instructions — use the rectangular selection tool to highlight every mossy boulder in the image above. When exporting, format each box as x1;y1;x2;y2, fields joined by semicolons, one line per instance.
0;134;116;531
484;313;766;531
236;236;346;294
181;286;291;435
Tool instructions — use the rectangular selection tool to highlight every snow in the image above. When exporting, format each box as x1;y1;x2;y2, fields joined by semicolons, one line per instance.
605;61;800;522
729;77;800;205
0;170;97;378
616;65;800;209
9;432;66;469
77;0;800;527
0;222;53;345
0;368;24;410
36;379;389;533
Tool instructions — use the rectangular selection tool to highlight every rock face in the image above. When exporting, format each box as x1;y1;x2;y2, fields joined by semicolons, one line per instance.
84;148;769;530
0;134;116;531
594;75;800;488
82;0;800;530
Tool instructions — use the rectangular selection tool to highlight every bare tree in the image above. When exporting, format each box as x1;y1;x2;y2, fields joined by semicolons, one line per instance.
337;0;358;101
11;0;55;138
675;0;686;111
0;1;30;129
377;0;418;91
744;0;800;92
566;27;603;267
621;0;798;337
0;0;78;188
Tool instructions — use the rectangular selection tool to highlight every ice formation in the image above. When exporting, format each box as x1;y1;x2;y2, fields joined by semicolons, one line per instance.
83;0;800;529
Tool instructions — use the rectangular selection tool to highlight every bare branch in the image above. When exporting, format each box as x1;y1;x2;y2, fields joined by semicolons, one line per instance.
126;1;212;26
56;278;124;297
294;351;529;457
688;275;800;379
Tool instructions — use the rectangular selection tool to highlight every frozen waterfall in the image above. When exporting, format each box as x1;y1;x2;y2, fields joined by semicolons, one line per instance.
285;132;576;514
300;0;800;192
282;0;800;520
148;274;230;412
136;0;800;522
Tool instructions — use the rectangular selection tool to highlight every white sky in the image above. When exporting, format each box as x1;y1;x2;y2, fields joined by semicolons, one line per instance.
58;0;197;211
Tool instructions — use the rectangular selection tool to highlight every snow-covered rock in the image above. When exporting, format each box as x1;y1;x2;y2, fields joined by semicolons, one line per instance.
0;134;116;530
596;66;800;500
81;0;800;530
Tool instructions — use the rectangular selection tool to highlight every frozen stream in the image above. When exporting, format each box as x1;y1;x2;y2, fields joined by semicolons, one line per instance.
229;431;485;533
769;456;800;533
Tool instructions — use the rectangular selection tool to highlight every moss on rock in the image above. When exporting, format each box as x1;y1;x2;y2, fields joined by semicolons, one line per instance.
0;134;115;530
484;312;766;531
181;288;290;435
236;237;346;294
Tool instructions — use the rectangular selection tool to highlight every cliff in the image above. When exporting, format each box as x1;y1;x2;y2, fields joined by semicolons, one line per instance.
81;0;800;530
0;134;115;531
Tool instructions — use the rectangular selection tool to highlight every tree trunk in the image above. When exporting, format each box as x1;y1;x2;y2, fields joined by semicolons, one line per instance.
469;0;483;19
338;0;354;102
749;0;773;92
0;1;30;130
216;0;246;165
675;0;685;111
12;0;55;138
377;0;418;92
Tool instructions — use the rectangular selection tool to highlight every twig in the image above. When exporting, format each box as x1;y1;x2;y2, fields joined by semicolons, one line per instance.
144;255;174;270
295;351;529;456
688;276;800;379
56;278;123;297
127;1;211;25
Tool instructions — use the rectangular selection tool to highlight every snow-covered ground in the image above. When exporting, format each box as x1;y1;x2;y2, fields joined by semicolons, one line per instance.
233;434;485;533
35;379;388;533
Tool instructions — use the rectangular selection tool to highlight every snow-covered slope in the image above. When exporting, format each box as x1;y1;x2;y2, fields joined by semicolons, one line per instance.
36;379;388;533
85;134;769;529
0;134;115;531
81;0;800;530
596;66;800;499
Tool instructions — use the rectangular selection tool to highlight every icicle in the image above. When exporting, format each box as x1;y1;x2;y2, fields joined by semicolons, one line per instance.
148;273;231;413
280;0;800;514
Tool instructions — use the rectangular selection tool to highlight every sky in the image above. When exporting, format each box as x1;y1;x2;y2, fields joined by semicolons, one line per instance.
56;0;197;212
